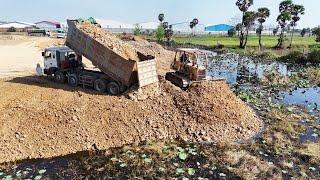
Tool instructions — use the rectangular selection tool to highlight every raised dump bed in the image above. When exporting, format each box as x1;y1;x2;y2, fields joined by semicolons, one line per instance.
66;20;158;87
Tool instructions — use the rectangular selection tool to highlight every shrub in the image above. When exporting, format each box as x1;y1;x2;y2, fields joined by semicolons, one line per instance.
256;51;280;60
307;50;320;64
7;26;16;32
214;43;225;49
155;26;165;42
227;28;236;37
278;51;306;64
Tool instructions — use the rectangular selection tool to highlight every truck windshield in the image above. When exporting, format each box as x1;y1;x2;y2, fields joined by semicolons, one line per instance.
44;51;52;58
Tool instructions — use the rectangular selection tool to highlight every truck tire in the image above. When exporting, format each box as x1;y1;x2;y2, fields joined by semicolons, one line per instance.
94;79;107;93
68;74;78;87
107;81;120;95
54;71;66;83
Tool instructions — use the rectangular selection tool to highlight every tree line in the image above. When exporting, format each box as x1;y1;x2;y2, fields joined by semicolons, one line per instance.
234;0;307;49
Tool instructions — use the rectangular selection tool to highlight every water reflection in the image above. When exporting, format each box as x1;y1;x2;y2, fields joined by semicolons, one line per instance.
205;54;290;85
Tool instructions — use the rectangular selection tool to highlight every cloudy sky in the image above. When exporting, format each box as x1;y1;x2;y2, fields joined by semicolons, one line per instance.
1;0;318;28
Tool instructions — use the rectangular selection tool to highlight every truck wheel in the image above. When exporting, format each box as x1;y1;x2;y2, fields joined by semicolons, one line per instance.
94;79;107;93
54;71;66;83
68;74;78;87
107;81;120;95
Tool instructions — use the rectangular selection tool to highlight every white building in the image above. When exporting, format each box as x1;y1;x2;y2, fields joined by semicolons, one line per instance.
0;21;35;32
35;21;61;31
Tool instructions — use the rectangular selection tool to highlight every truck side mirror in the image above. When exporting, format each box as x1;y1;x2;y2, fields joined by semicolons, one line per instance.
42;52;45;57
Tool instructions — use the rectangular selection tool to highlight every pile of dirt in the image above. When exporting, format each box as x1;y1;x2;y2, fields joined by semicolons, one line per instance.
0;77;262;163
77;22;140;61
123;36;176;75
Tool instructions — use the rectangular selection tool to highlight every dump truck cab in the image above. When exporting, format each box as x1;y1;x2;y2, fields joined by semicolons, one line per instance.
42;47;82;81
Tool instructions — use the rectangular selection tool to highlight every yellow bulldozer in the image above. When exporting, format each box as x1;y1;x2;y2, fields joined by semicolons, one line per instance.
165;48;213;89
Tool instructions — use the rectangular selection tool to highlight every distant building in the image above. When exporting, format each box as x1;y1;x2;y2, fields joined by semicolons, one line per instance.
205;24;234;32
35;21;61;31
0;21;35;32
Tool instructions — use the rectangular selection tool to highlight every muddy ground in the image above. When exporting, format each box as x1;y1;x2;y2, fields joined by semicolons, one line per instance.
0;76;262;164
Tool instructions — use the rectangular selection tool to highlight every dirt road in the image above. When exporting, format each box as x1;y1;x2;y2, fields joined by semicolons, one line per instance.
0;35;64;78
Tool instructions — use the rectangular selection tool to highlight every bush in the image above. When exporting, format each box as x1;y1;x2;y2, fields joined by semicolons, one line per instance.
256;51;280;60
7;26;16;32
307;50;320;64
155;26;165;42
227;28;236;37
278;51;307;64
213;43;225;49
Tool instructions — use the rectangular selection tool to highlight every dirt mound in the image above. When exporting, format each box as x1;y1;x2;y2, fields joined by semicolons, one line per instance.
125;39;175;75
77;22;140;61
178;81;259;125
0;77;262;163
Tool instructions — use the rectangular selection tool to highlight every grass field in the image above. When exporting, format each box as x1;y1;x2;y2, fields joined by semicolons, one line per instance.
173;35;318;49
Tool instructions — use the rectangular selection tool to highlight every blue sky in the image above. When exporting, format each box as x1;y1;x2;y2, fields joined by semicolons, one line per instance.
1;0;318;28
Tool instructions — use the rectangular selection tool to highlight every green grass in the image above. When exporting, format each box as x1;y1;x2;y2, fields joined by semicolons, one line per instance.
173;35;318;49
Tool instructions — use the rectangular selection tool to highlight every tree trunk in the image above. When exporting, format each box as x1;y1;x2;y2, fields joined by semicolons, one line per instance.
239;12;245;48
289;26;295;48
276;29;284;48
259;23;263;51
244;28;249;47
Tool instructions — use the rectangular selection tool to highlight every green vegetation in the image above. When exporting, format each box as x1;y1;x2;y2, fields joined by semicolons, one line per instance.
155;26;165;42
7;27;16;32
312;27;320;42
256;7;270;49
235;0;254;48
173;35;317;49
133;24;142;36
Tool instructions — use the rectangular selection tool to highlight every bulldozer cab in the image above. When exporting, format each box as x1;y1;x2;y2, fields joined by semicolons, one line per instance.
172;48;213;81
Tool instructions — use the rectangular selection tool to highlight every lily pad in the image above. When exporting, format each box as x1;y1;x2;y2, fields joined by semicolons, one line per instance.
3;175;12;180
309;167;316;171
178;152;188;160
34;175;42;180
176;168;185;175
188;168;196;176
119;163;127;168
38;169;46;174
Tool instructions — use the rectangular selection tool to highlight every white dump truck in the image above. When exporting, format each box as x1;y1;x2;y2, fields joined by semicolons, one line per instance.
41;20;158;95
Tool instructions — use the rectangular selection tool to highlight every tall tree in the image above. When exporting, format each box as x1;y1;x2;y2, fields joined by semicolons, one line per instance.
256;7;270;50
236;0;254;48
312;27;320;42
235;23;242;36
288;4;305;48
276;0;293;48
300;28;307;37
242;11;257;47
158;14;165;24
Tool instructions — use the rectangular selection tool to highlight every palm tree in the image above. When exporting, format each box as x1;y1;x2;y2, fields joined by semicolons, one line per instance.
189;19;199;36
190;22;195;36
275;0;293;48
236;0;254;48
289;4;305;48
242;11;257;48
158;14;165;25
256;7;270;50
